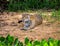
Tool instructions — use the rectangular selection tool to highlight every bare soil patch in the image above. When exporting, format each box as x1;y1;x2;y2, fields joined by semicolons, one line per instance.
0;12;60;42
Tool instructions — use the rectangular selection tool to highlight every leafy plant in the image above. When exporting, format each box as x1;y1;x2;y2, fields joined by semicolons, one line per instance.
0;35;60;46
0;34;23;46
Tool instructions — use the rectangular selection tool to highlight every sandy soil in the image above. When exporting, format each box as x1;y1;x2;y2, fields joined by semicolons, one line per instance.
0;12;60;42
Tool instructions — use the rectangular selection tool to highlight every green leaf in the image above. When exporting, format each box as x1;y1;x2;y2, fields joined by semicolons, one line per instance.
48;37;54;42
14;38;19;46
24;37;29;45
6;34;14;45
18;41;23;46
43;42;48;46
26;42;32;46
41;39;48;46
53;40;59;46
33;40;40;46
0;37;5;42
58;40;60;46
49;42;54;46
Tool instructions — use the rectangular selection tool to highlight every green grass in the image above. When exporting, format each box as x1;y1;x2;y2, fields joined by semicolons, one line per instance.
38;10;60;23
51;10;60;21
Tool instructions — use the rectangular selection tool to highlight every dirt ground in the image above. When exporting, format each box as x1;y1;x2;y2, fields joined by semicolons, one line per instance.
0;12;60;42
